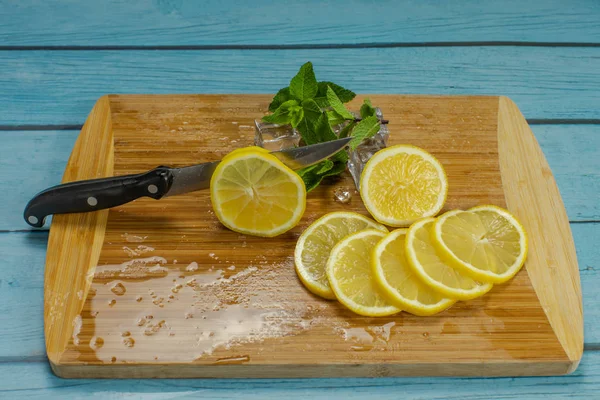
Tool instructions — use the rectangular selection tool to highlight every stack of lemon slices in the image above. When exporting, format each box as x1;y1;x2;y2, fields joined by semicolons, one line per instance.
295;145;528;317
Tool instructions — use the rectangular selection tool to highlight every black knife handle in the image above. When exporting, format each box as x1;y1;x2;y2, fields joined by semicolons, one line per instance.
23;166;173;228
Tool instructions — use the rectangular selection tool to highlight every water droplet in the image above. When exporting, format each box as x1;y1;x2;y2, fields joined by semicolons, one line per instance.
110;282;127;296
111;356;117;363
89;336;104;350
136;296;143;302
171;284;183;293
186;262;199;272
423;332;429;338
168;294;175;299
121;331;131;337
152;297;164;306
123;337;135;348
108;299;116;307
90;311;99;317
185;312;194;319
228;265;236;270
186;278;197;288
173;259;178;264
333;187;352;203
168;332;175;337
137;318;146;326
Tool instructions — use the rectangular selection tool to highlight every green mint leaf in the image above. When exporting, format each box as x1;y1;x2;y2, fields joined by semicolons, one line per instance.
331;148;349;164
289;62;318;101
349;116;380;150
317;82;356;103
300;172;324;193
296;117;320;145
313;96;329;108
268;87;291;112
297;161;322;177
261;99;298;125
324;159;348;176
289;106;304;128
326;110;346;127
301;99;322;122
298;157;347;192
360;98;376;119
338;121;356;139
326;86;354;120
316;159;334;174
314;112;338;143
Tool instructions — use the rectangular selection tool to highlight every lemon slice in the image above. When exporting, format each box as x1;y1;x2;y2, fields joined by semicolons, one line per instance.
405;218;492;300
327;229;401;316
432;205;528;284
295;212;388;299
372;229;456;316
210;149;306;237
360;145;448;227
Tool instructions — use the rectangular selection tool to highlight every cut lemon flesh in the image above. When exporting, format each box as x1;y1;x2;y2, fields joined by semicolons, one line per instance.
295;212;387;299
433;205;528;284
210;150;306;237
372;229;456;316
405;218;492;300
360;145;448;227
326;229;401;316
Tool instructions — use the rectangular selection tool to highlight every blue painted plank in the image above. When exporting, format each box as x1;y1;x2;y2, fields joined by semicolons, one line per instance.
0;131;77;231
535;125;600;222
0;351;598;398
0;48;599;125
0;0;598;45
0;222;596;361
1;125;597;232
0;232;47;361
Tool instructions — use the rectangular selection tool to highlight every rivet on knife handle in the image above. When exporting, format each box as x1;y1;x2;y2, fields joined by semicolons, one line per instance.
23;167;174;228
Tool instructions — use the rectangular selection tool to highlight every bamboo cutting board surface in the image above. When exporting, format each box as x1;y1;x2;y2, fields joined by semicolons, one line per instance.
44;95;583;378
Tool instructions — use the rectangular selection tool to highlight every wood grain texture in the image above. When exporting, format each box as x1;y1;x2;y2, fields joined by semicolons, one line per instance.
4;221;598;362
498;97;583;371
1;351;599;399
42;94;580;378
44;96;113;366
1;47;599;125
0;0;598;45
2;125;598;231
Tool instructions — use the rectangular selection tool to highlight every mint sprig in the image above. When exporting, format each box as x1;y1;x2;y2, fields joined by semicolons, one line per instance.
262;62;382;191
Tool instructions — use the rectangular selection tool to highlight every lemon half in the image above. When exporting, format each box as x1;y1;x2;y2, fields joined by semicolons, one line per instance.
210;149;306;237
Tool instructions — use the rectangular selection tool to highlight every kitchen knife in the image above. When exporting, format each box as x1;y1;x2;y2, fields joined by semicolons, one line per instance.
23;137;352;228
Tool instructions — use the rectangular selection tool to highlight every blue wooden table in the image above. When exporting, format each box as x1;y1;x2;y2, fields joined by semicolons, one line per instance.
1;1;599;398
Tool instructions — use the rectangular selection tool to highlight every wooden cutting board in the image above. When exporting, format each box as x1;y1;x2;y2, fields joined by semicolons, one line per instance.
44;95;583;378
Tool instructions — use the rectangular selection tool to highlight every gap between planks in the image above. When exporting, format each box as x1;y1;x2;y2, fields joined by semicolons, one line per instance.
1;120;599;132
0;42;600;51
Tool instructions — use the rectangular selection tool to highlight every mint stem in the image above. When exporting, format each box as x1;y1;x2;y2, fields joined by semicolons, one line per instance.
353;118;389;125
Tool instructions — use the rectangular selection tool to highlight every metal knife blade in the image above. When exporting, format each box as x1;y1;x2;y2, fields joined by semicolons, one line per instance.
166;136;351;196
